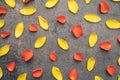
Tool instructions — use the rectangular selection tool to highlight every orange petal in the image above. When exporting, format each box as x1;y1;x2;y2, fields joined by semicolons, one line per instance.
106;65;116;76
73;52;83;62
72;25;83;38
69;68;77;80
0;6;7;15
6;61;16;72
22;0;30;3
32;68;43;78
56;15;66;24
21;50;34;62
28;24;38;32
0;31;10;38
99;41;112;51
99;1;110;14
117;36;120;43
49;51;57;62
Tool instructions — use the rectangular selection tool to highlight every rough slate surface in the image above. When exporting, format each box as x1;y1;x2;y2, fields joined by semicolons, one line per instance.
0;0;120;80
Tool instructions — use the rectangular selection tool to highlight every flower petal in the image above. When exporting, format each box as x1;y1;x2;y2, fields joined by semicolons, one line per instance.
0;19;5;29
106;65;116;76
99;41;112;51
49;51;57;62
17;73;27;80
6;61;16;72
45;0;59;8
87;57;95;71
28;24;38;32
4;0;16;8
56;15;66;24
73;52;83;62
69;68;77;80
0;31;10;39
0;44;10;57
32;68;43;78
0;6;7;15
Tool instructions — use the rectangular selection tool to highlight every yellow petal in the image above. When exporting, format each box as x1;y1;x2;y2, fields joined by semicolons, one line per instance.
87;57;95;71
112;0;120;2
4;0;16;8
45;0;59;8
84;14;101;23
20;6;36;16
0;67;3;79
34;36;46;48
17;73;27;80
68;0;79;14
52;66;63;80
118;57;120;65
106;19;120;29
118;75;120;80
0;20;5;29
85;0;91;4
15;22;24;38
57;37;69;50
95;75;103;80
38;16;49;30
89;32;98;47
0;44;10;57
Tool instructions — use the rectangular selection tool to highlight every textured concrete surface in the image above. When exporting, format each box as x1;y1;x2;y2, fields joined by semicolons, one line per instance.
0;0;120;80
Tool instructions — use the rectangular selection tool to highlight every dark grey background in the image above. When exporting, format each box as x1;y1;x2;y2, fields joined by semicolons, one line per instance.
0;0;120;80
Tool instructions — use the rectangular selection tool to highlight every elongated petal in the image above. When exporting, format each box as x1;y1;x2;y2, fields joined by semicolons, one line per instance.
20;6;36;16
57;37;69;50
69;68;77;80
38;16;49;30
85;0;91;4
52;66;62;80
15;22;24;38
118;75;120;80
17;73;27;80
4;0;16;8
0;19;5;29
68;0;79;14
112;0;120;2
0;44;10;57
45;0;59;8
118;57;120;65
34;36;46;48
0;67;3;79
84;14;101;23
106;19;120;29
87;57;95;71
94;75;103;80
89;32;98;47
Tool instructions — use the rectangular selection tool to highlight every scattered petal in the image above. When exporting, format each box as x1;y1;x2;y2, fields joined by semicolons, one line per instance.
28;24;38;32
87;57;95;71
73;52;83;62
20;6;36;16
94;75;103;80
112;0;120;2
0;6;7;15
4;0;16;8
22;0;30;3
6;61;16;72
52;66;62;80
49;51;57;62
118;75;120;80
32;68;43;78
15;22;24;38
72;25;83;38
69;68;77;80
0;44;10;57
84;13;101;23
106;19;120;29
99;1;110;14
34;36;47;48
89;32;98;47
68;0;79;14
0;31;10;39
99;41;112;51
38;16;49;30
21;50;34;62
85;0;91;4
0;19;5;29
117;36;120;43
106;65;116;76
57;37;69;50
118;57;120;65
0;67;3;79
56;15;66;24
17;73;27;80
45;0;59;8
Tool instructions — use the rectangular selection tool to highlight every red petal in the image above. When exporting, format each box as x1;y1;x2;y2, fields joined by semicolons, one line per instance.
117;36;120;43
72;25;83;38
74;52;83;61
21;50;34;62
106;65;116;76
0;6;7;15
56;15;66;24
6;61;16;72
49;51;57;62
23;0;30;3
100;1;110;13
69;68;77;80
99;41;112;51
28;24;38;32
32;68;43;78
0;31;10;38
